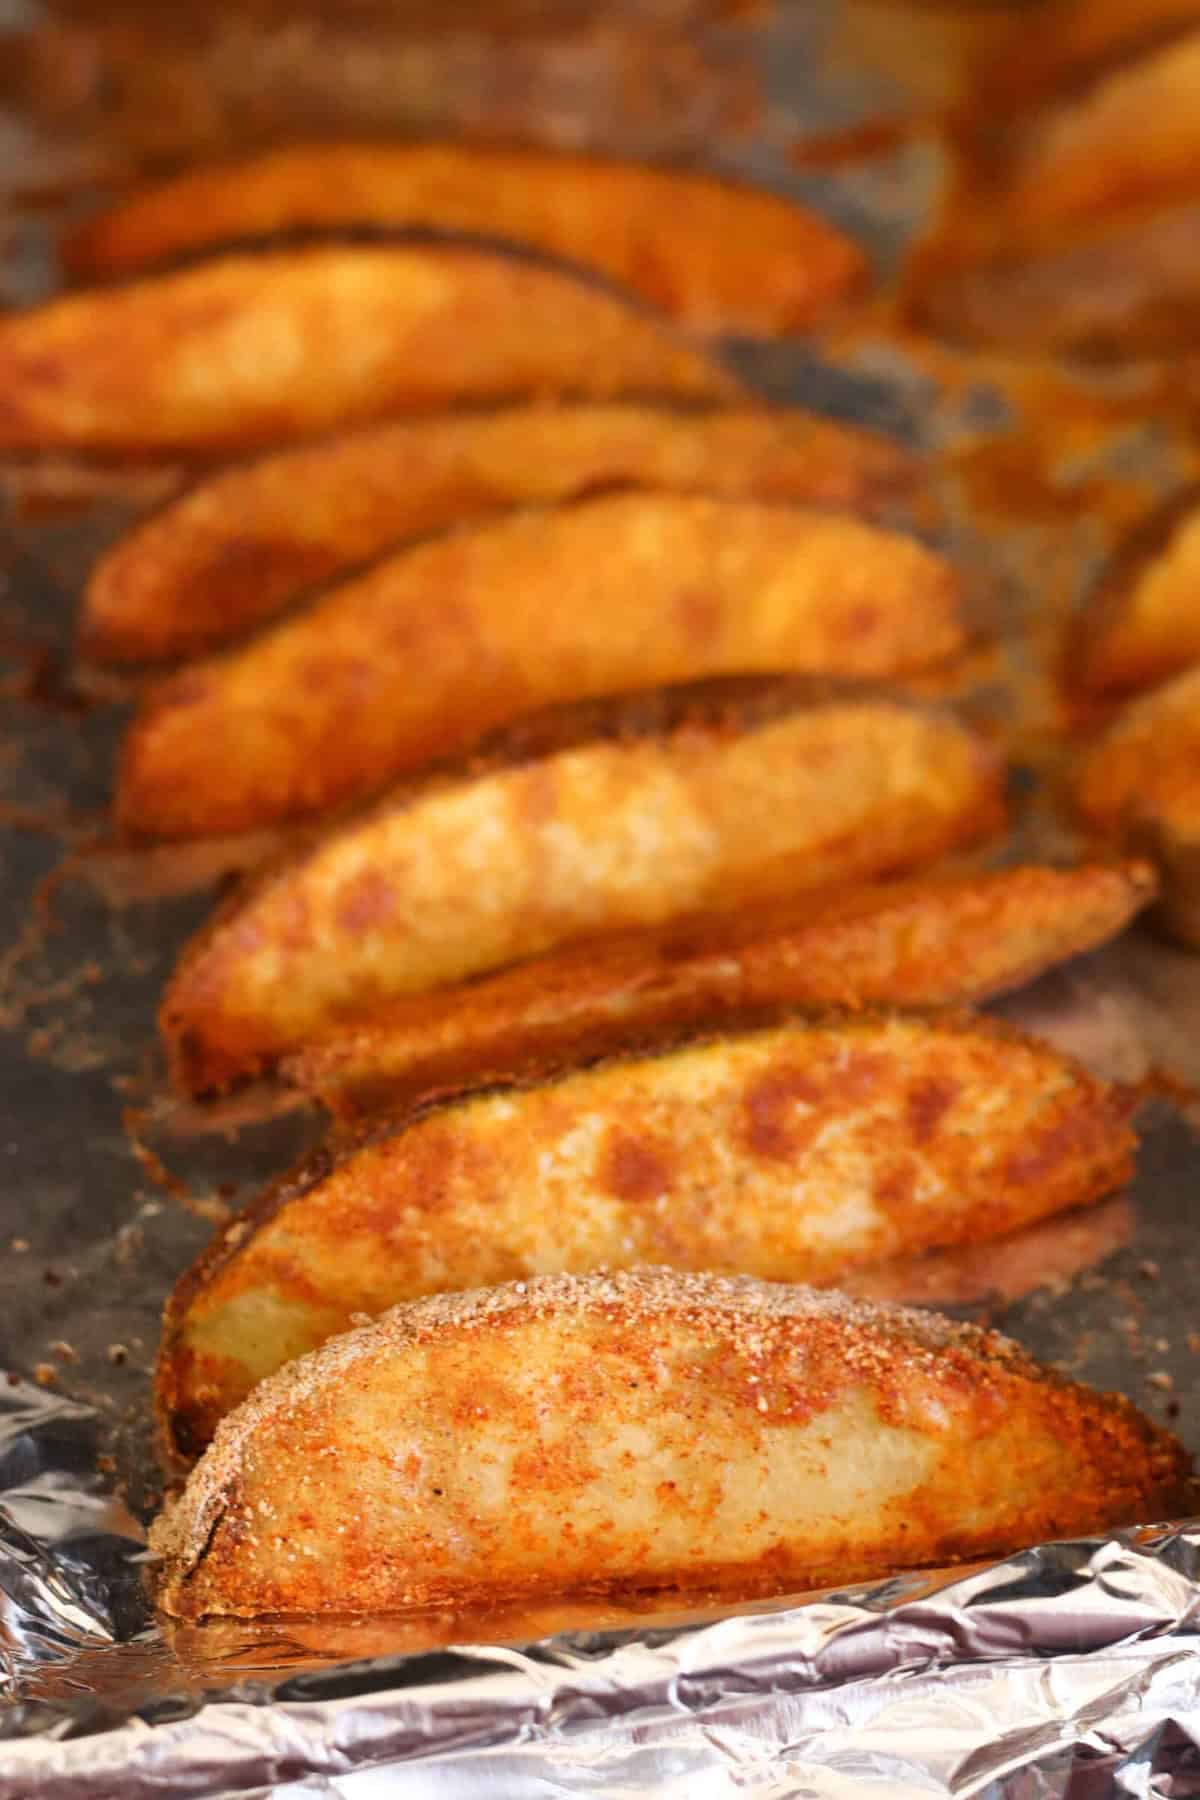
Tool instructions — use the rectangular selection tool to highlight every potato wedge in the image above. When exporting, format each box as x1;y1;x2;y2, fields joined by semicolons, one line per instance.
1075;664;1200;944
159;1013;1134;1460
983;27;1200;248
288;860;1156;1121
0;244;732;455
116;493;966;840
151;1268;1188;1618
82;405;915;665
161;683;1006;1094
64;143;867;337
1073;486;1200;696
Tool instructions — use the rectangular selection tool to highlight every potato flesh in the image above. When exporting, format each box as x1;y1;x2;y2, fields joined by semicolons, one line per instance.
65;142;867;336
83;405;913;664
116;494;964;839
160;701;1005;1092
161;1015;1133;1456
290;861;1156;1120
152;1271;1188;1618
0;246;730;454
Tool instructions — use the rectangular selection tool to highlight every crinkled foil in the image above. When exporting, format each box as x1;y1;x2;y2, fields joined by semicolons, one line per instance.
4;1371;1200;1798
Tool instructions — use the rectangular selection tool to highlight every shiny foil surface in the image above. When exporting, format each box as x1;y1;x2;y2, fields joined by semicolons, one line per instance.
4;0;1200;1793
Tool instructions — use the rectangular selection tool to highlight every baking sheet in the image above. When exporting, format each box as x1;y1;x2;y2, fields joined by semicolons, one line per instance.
3;0;1200;1791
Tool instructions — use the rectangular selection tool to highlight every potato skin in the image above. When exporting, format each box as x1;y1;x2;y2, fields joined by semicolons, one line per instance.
159;1013;1135;1461
1072;484;1200;697
0;244;732;455
116;493;966;840
152;1269;1189;1619
64;142;868;337
82;405;916;665
289;860;1156;1121
160;685;1007;1095
1074;664;1200;944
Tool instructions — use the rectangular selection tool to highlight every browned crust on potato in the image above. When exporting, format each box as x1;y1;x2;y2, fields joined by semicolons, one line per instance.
64;142;868;337
152;1268;1189;1619
1071;483;1200;697
286;860;1156;1121
115;492;967;840
157;1010;1137;1463
0;241;733;455
81;405;917;665
1074;664;1200;944
157;679;1007;1096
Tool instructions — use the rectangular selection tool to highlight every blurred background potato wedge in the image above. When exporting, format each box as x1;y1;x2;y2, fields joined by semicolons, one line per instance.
288;860;1156;1121
0;243;733;454
64;142;868;337
116;493;967;839
81;404;916;665
1072;484;1200;696
160;683;1007;1094
160;1013;1136;1460
153;1269;1188;1618
1074;664;1200;945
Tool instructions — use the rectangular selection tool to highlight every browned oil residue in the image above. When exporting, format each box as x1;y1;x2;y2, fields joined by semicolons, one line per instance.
122;1103;233;1224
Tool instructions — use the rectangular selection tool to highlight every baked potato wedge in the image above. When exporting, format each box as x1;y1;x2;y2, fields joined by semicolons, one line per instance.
159;1013;1135;1460
288;860;1155;1121
160;682;1007;1094
0;244;731;455
1072;485;1200;696
116;493;966;839
82;404;916;665
64;142;867;337
1075;663;1200;944
152;1268;1188;1618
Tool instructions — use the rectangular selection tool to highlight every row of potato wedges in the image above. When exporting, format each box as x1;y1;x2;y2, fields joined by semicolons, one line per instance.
14;141;1196;1619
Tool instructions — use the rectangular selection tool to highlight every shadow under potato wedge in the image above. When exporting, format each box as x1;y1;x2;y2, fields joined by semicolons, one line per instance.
0;243;732;456
288;860;1156;1122
81;404;916;665
159;1012;1136;1462
160;680;1007;1096
1071;484;1200;696
116;492;967;840
63;141;868;338
1074;663;1200;945
152;1268;1188;1619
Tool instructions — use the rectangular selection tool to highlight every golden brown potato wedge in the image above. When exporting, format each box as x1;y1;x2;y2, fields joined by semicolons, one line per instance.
981;27;1200;249
64;143;867;337
288;860;1156;1121
1073;486;1200;696
116;493;967;840
82;405;916;665
0;244;732;456
159;1013;1135;1460
160;682;1007;1095
1075;664;1200;944
152;1268;1188;1618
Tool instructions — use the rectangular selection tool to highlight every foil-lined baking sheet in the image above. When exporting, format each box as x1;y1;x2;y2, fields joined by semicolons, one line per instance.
4;0;1200;1791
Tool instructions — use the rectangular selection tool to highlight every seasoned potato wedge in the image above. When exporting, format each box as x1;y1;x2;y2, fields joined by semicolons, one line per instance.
160;1014;1135;1459
64;143;867;337
116;493;966;839
82;405;915;665
1075;664;1200;944
160;683;1006;1094
288;861;1155;1121
0;245;732;455
152;1269;1188;1618
1073;486;1200;696
981;28;1200;248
